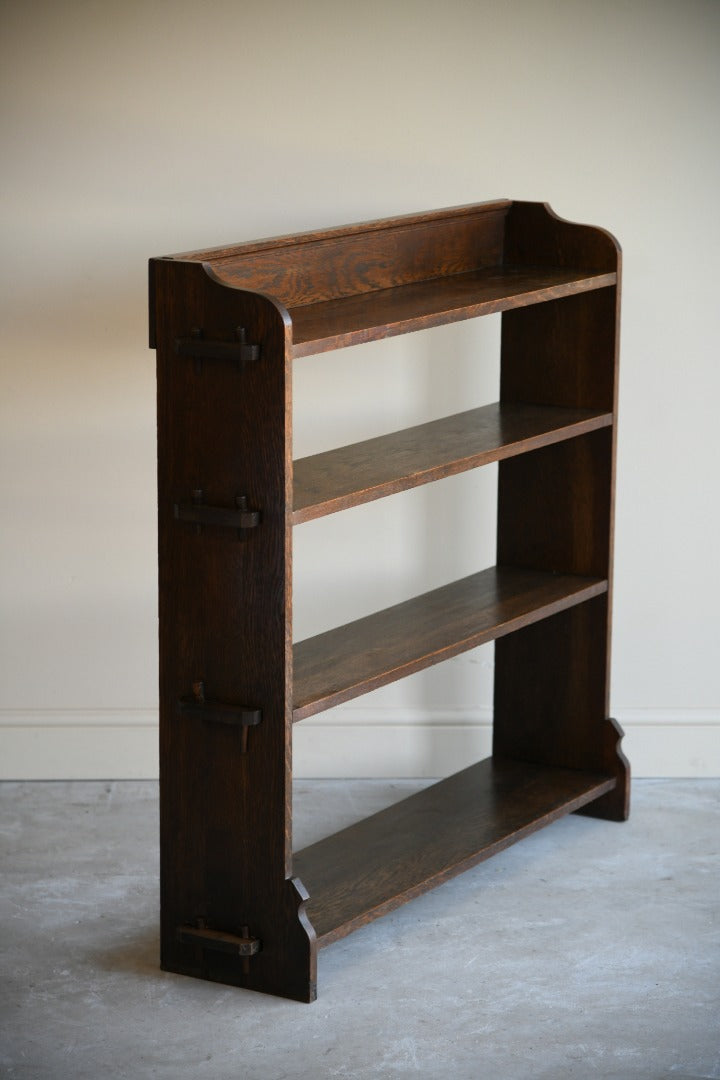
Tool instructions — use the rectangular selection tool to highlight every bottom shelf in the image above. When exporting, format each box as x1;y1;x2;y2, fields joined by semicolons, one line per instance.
293;758;616;947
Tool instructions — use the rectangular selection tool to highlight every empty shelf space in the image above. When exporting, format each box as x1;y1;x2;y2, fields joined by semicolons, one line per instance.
292;566;607;721
294;757;616;946
289;265;616;356
292;402;612;523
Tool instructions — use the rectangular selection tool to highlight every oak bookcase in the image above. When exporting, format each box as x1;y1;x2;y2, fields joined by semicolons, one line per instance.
149;199;630;1002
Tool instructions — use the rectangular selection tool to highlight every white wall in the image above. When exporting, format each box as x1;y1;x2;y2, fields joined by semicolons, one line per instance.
2;0;718;778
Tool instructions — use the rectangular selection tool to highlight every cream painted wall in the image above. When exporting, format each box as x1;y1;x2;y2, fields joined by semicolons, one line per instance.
1;0;719;778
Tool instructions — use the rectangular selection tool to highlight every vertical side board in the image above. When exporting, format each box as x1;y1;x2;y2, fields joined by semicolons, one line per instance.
152;259;316;1001
495;203;629;821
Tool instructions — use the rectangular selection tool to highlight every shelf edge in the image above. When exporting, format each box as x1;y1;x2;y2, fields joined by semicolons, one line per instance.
290;271;617;358
293;760;617;949
291;408;613;525
292;574;608;723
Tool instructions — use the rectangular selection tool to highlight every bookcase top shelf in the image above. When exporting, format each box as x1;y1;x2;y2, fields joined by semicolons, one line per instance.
149;199;620;355
287;266;616;357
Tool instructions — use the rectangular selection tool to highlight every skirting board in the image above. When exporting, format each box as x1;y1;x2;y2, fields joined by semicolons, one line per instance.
1;708;718;780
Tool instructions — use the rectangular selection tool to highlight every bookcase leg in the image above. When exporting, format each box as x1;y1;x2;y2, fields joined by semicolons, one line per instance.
494;598;630;822
154;260;317;1000
159;711;318;1001
576;716;630;822
495;363;629;821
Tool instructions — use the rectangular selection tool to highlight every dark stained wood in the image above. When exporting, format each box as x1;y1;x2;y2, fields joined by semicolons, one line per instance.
174;496;260;531
177;925;261;956
504;200;619;272
164;199;511;290
150;202;510;347
152;200;629;1002
293;402;612;524
497;428;613;578
500;289;618;412
153;258;316;1002
293;758;616;946
495;206;628;821
205;208;507;307
494;600;629;821
289;266;616;357
293;567;607;722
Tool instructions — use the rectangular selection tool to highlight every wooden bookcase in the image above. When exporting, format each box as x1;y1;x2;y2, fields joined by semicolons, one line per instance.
149;199;630;1002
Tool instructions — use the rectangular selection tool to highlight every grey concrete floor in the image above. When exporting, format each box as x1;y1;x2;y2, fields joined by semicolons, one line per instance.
0;778;718;1080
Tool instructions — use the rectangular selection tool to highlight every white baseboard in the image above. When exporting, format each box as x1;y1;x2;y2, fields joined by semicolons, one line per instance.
293;707;720;778
1;707;718;780
0;710;160;781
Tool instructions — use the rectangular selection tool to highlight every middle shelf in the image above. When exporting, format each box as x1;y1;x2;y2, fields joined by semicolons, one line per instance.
292;402;612;524
293;566;607;721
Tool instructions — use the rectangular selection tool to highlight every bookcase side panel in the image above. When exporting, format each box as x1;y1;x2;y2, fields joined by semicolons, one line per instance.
499;288;618;413
153;260;316;1001
493;599;628;821
504;201;620;274
495;223;628;820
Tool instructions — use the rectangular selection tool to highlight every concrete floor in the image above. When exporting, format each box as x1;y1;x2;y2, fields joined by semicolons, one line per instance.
0;778;718;1080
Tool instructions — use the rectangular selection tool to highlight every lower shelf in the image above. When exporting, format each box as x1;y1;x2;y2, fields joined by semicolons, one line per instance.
293;567;607;721
293;757;616;948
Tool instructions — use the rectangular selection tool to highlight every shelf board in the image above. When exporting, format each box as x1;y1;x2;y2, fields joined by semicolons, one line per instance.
293;566;607;721
292;402;612;524
293;757;616;947
289;265;616;357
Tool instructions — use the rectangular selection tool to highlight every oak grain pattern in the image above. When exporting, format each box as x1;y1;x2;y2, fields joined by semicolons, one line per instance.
293;757;616;946
292;402;612;524
203;212;505;307
164;200;511;296
495;202;628;821
154;259;317;1001
152;200;628;1000
289;267;616;357
292;566;607;721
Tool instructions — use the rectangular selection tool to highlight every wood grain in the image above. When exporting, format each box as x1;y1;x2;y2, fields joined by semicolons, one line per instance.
152;200;629;1001
153;259;316;1001
293;566;607;721
294;757;616;946
497;428;613;579
292;402;612;524
168;200;510;258
494;598;630;821
289;266;616;357
495;205;628;821
204;209;506;307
